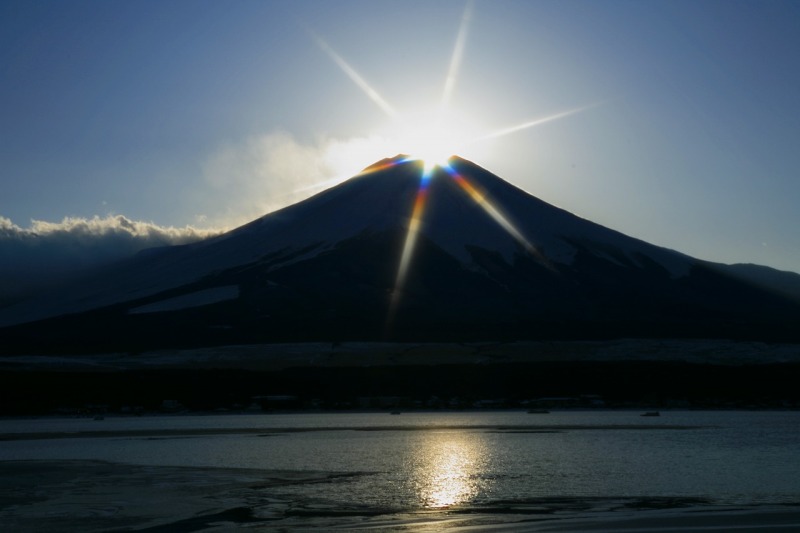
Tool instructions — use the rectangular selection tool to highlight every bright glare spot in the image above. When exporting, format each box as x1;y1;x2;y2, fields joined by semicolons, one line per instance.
406;119;463;170
413;433;488;509
384;107;483;172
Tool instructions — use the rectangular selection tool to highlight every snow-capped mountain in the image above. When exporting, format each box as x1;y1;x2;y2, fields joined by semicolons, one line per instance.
2;156;799;352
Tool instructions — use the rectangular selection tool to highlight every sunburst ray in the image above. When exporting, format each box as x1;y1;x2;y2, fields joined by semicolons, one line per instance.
310;31;398;119
477;104;598;141
440;1;473;114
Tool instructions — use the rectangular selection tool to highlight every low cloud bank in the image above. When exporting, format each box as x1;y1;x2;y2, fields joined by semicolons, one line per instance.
0;131;396;302
0;215;219;301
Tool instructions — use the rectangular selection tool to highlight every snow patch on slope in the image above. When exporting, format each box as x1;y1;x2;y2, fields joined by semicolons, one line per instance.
128;285;239;314
444;158;694;277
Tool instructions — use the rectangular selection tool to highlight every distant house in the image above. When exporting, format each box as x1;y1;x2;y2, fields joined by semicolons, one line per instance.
159;399;184;412
253;395;301;410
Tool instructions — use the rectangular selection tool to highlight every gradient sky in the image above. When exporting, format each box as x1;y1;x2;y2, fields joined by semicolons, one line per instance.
2;0;799;275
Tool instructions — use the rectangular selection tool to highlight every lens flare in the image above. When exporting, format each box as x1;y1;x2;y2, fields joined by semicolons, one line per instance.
444;165;549;265
358;155;412;175
387;161;554;332
387;167;433;326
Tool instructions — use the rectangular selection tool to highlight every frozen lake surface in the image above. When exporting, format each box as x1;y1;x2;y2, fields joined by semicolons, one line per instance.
2;410;799;530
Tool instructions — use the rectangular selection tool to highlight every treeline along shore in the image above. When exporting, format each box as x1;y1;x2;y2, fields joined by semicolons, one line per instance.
2;360;800;415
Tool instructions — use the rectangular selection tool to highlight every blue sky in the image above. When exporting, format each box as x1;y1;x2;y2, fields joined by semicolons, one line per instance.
2;0;799;277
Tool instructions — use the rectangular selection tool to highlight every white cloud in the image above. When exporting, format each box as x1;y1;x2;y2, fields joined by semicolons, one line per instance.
0;131;397;301
200;131;396;227
0;215;219;300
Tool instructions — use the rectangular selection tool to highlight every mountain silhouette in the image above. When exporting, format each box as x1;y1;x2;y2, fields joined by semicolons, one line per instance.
2;155;799;353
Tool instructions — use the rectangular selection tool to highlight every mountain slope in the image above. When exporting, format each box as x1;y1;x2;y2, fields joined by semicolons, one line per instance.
1;156;799;351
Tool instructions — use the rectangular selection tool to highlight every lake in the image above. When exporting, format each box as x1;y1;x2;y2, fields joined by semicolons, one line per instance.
1;410;799;530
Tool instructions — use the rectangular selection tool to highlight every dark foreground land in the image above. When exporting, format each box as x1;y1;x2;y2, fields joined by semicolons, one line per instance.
2;359;800;415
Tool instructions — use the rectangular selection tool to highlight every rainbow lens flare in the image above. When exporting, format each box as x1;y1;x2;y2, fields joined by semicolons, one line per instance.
386;160;551;332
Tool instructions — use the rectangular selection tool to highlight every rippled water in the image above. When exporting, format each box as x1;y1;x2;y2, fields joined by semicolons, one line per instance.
2;410;799;512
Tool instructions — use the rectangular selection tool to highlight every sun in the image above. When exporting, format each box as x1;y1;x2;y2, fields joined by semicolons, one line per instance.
389;107;481;172
409;123;459;172
406;121;466;172
311;8;595;178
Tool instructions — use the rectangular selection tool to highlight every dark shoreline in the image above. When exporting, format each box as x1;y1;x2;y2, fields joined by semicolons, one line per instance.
0;422;708;442
3;360;800;416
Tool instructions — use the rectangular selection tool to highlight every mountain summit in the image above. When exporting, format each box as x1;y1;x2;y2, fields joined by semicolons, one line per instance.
2;156;799;351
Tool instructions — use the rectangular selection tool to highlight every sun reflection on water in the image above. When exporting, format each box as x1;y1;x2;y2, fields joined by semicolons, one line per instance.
411;431;489;509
